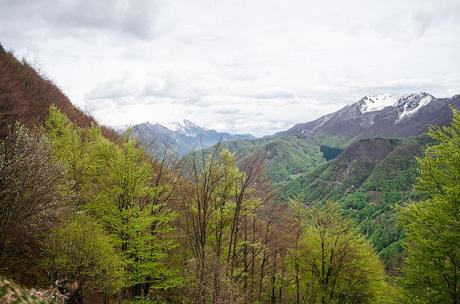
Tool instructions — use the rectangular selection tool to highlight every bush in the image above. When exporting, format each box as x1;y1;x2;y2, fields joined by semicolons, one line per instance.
43;215;125;300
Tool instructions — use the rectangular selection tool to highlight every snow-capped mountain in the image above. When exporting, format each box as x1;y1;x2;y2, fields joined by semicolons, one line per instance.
357;94;403;113
163;119;206;137
275;92;460;146
357;92;436;122
129;120;255;157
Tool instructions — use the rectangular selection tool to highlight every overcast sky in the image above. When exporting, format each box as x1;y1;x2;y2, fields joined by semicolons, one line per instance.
1;0;459;136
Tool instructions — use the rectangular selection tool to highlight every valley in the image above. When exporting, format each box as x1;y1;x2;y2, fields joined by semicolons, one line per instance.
0;43;459;304
127;91;460;277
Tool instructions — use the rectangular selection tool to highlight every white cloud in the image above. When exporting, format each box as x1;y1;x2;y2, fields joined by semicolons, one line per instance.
1;0;459;136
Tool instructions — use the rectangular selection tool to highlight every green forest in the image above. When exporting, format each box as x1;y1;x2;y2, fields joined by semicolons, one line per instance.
0;44;459;304
1;105;460;303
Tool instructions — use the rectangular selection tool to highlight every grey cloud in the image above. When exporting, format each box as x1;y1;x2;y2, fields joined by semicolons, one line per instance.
85;74;214;110
2;0;459;136
348;79;460;99
141;78;174;98
239;92;296;101
85;74;137;100
0;0;158;39
375;1;460;41
211;107;241;115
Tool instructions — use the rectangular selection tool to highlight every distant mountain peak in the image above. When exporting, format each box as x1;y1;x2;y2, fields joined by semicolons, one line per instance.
130;120;255;156
395;92;435;123
163;119;206;135
358;94;402;113
275;92;459;145
357;92;434;114
183;119;202;129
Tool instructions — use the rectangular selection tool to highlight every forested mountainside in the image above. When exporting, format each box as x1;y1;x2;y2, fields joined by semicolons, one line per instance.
198;136;327;184
0;46;459;304
283;136;436;273
209;93;460;188
214;134;434;273
129;120;254;157
190;92;460;298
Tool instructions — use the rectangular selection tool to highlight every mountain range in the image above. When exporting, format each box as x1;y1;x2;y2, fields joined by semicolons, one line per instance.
275;92;459;146
129;120;255;157
210;92;458;272
1;43;458;279
196;92;459;184
130;92;459;182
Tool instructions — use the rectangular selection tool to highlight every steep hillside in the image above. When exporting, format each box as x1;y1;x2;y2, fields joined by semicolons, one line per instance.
284;138;400;199
284;135;436;273
130;120;254;157
276;92;460;147
200;136;326;184
0;45;117;140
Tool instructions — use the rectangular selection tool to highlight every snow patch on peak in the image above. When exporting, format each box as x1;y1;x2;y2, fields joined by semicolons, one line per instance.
395;92;434;107
358;94;402;113
182;119;205;130
357;92;436;119
163;119;207;137
395;93;435;123
163;121;182;131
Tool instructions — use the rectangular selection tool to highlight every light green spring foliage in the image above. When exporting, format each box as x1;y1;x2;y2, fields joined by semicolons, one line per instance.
85;131;180;289
181;147;267;303
41;106;404;303
288;202;398;304
44;106;182;296
398;109;460;303
44;107;89;205
44;215;125;294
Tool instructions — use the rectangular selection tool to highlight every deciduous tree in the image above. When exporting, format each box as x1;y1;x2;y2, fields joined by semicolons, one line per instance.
398;109;460;303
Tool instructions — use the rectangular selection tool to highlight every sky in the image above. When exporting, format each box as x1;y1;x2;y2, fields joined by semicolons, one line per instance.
1;0;459;136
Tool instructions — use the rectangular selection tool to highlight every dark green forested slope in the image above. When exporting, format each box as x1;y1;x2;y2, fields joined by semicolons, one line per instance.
283;136;436;272
197;136;327;184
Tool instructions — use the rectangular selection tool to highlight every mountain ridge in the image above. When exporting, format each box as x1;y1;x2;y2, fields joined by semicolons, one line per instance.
130;120;255;157
282;135;436;273
274;92;460;147
204;92;459;187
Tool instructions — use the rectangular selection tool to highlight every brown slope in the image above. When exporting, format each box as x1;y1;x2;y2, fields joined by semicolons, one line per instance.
0;44;118;140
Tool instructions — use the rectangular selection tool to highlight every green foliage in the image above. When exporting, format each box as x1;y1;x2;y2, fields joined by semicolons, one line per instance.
43;215;125;294
199;136;325;184
44;105;90;205
288;203;398;303
122;297;161;304
2;47;423;304
85;133;180;289
309;133;352;148
44;107;182;299
398;109;460;303
319;145;343;161
283;137;432;273
180;147;259;303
